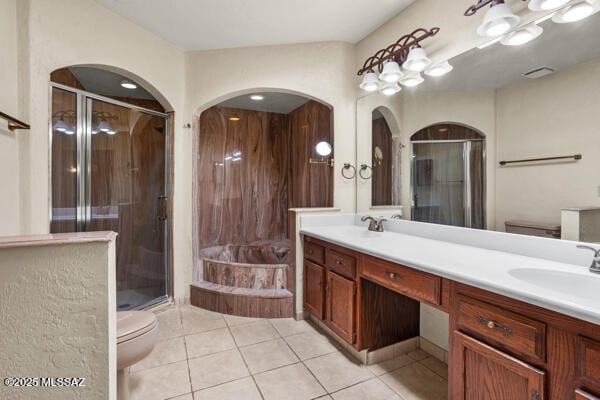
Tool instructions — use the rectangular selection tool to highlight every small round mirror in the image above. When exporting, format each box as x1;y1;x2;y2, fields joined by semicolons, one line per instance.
315;141;332;157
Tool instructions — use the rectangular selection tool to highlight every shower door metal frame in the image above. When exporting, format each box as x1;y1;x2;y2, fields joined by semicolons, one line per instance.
410;139;486;229
49;82;172;309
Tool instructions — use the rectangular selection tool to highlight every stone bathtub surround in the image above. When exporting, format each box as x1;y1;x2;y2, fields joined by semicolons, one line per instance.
0;231;117;400
191;241;294;317
299;214;600;325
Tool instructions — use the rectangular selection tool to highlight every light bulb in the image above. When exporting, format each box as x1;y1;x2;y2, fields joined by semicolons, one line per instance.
403;47;432;72
553;0;598;22
424;61;453;77
500;24;543;46
120;80;137;89
54;119;68;132
399;74;424;88
477;1;520;37
359;72;381;92
380;82;402;96
528;0;569;10
379;61;403;83
315;141;332;157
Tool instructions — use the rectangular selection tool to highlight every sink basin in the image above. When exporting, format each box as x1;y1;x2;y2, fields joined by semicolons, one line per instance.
509;268;600;301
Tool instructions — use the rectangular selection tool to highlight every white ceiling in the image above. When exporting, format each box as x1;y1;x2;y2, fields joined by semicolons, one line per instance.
93;0;415;50
217;92;310;114
419;12;600;93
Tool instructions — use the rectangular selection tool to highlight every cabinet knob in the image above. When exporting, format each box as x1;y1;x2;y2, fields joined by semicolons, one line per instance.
335;260;344;265
476;316;512;336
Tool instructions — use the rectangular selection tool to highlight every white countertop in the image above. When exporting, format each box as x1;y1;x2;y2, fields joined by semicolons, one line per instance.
301;224;600;325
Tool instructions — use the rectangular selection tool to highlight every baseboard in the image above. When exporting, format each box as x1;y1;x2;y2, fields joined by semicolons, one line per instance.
419;337;448;364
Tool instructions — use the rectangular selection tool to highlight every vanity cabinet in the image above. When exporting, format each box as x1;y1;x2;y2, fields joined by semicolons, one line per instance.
325;269;356;344
304;260;325;319
452;330;546;400
303;236;359;346
303;234;600;400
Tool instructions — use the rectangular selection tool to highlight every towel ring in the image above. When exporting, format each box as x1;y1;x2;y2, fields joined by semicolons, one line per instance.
359;164;372;180
341;163;356;179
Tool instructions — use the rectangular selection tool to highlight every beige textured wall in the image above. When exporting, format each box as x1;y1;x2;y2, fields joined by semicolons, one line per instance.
0;240;116;400
14;0;189;299
495;60;600;228
0;0;20;235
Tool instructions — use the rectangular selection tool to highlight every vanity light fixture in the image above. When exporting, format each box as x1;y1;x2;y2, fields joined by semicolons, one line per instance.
250;95;264;101
359;72;382;92
528;0;570;10
357;27;440;95
500;23;543;45
106;129;117;135
403;47;432;72
53;118;69;132
478;0;521;36
120;80;137;90
380;82;402;96
379;61;404;83
399;73;425;88
552;0;599;22
64;129;76;135
97;119;112;133
424;60;454;77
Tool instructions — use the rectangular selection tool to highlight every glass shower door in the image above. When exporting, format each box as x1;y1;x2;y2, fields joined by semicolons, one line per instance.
88;98;168;309
412;142;466;227
50;85;170;310
411;141;485;229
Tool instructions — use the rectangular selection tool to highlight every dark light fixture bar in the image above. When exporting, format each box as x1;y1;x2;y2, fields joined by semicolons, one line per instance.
465;0;526;16
499;154;582;166
357;27;440;76
0;111;30;131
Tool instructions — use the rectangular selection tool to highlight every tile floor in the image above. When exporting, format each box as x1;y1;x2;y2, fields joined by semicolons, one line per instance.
128;304;448;400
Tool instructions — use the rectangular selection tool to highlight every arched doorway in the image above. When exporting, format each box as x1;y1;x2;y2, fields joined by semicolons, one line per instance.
50;66;172;310
410;123;485;229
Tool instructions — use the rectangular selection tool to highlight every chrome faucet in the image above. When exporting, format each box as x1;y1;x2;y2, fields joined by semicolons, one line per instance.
576;245;600;274
361;216;386;232
391;214;402;220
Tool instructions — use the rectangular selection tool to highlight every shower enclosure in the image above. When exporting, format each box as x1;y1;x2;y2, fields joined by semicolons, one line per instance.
50;84;170;310
410;124;485;229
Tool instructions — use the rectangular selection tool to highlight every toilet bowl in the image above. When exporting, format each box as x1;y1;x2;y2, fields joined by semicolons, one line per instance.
117;310;159;400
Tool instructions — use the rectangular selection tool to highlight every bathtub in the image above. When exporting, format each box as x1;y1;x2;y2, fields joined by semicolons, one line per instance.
194;241;292;290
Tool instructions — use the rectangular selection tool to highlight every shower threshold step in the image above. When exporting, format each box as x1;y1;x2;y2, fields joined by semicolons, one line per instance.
190;280;293;318
191;280;292;298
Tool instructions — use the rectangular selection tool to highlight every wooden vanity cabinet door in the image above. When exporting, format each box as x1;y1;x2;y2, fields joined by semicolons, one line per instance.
325;270;356;344
304;261;325;319
452;331;546;400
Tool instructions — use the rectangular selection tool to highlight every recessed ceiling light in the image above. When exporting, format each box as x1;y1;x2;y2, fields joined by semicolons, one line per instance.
229;117;240;121
250;95;264;101
120;80;137;89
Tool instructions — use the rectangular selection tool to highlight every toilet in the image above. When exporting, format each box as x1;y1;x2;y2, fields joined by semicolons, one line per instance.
117;311;159;400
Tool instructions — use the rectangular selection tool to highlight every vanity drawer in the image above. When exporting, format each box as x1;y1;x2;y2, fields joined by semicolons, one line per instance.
578;336;600;390
361;256;441;305
304;240;325;264
325;248;356;279
456;295;546;363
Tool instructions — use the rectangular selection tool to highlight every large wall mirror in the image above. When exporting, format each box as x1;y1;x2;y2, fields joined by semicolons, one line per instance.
356;11;600;243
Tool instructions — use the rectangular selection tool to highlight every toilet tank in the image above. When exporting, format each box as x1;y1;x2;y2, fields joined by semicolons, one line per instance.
505;220;561;239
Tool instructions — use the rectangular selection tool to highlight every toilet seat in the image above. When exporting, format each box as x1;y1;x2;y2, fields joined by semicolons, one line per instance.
117;311;158;344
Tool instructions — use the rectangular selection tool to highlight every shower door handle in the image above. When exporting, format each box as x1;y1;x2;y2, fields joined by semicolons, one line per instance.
158;196;168;221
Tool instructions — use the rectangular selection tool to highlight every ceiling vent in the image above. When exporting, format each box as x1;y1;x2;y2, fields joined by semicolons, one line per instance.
522;66;556;79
